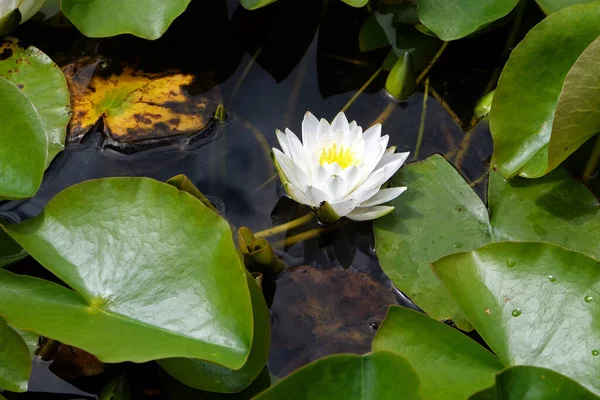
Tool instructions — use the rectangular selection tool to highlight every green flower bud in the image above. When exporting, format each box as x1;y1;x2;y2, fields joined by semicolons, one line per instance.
385;52;417;101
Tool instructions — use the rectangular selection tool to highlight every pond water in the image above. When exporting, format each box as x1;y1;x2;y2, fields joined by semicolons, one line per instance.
0;0;502;398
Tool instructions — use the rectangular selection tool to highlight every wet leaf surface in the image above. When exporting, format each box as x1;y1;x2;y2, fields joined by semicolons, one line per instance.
433;242;600;395
490;2;600;178
417;0;520;41
373;306;503;400
547;36;600;172
60;0;191;40
0;38;71;167
0;76;47;200
0;178;253;368
63;59;221;144
254;352;422;400
158;273;270;393
469;366;600;400
374;155;600;330
269;265;400;377
0;318;32;392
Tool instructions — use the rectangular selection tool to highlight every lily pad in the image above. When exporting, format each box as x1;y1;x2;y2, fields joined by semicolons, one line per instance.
0;229;26;269
433;242;600;395
0;38;71;167
253;352;422;400
60;0;191;40
417;0;520;41
0;177;253;368
534;0;598;14
0;318;32;393
490;2;600;178
63;60;220;144
0;76;47;200
470;366;600;400
372;306;504;400
158;273;270;393
373;155;600;330
547;36;600;172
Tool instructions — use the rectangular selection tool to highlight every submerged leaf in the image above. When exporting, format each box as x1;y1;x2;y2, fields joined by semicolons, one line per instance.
60;0;191;40
373;306;503;400
433;242;600;395
254;352;422;400
490;2;600;178
374;155;600;329
0;38;71;167
64;61;221;144
1;178;254;368
0;318;32;393
0;76;47;200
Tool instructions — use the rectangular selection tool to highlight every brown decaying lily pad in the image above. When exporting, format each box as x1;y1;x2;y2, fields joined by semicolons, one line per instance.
269;265;400;377
62;57;222;143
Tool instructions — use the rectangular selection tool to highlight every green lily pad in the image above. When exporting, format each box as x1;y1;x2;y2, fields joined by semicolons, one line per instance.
253;352;422;400
60;0;192;40
340;0;369;7
547;36;600;172
417;0;519;41
0;318;32;393
470;366;600;400
372;306;504;400
0;76;47;200
373;155;600;330
433;242;600;395
0;230;27;268
0;178;253;368
0;38;71;168
159;273;270;393
534;0;598;14
490;2;600;178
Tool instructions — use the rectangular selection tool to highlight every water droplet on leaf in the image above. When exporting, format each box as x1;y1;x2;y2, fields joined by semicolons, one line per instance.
453;242;463;249
592;350;599;356
511;309;522;317
506;259;516;268
585;296;593;303
548;275;556;282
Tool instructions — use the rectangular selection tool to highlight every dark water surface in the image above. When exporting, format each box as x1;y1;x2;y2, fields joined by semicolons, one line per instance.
0;0;499;397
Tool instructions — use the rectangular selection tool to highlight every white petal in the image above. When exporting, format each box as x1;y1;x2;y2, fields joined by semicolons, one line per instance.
324;175;347;201
273;149;310;190
310;164;330;186
382;146;397;157
276;129;291;157
307;185;332;205
346;206;395;221
331;112;350;134
302;113;319;157
359;187;407;207
363;124;382;146
340;166;362;195
329;198;360;218
372;155;408;185
376;151;410;171
284;183;315;207
317;118;332;140
285;129;306;163
349;121;358;131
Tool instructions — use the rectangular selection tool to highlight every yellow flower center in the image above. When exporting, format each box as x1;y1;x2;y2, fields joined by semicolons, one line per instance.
319;143;357;169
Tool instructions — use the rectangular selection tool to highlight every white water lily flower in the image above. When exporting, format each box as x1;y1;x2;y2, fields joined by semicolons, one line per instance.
273;111;409;222
0;0;45;34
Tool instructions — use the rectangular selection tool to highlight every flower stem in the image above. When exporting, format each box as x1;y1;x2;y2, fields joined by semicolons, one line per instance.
416;41;448;84
254;212;315;239
429;86;465;130
273;225;336;248
583;134;600;183
413;77;430;161
38;338;59;361
341;67;383;113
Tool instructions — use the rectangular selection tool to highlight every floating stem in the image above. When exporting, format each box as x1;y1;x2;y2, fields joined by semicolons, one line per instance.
416;41;448;84
341;67;383;113
255;212;315;239
583;133;600;182
413;77;430;161
273;225;336;248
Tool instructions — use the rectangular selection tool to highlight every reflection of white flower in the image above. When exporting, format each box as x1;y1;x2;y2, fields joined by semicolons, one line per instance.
0;0;45;32
273;111;409;222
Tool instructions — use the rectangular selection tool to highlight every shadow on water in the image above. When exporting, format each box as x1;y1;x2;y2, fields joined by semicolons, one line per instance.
1;0;499;397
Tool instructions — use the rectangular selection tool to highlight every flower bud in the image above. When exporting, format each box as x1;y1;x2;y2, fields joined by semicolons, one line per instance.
474;90;495;120
385;52;417;101
238;227;284;277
